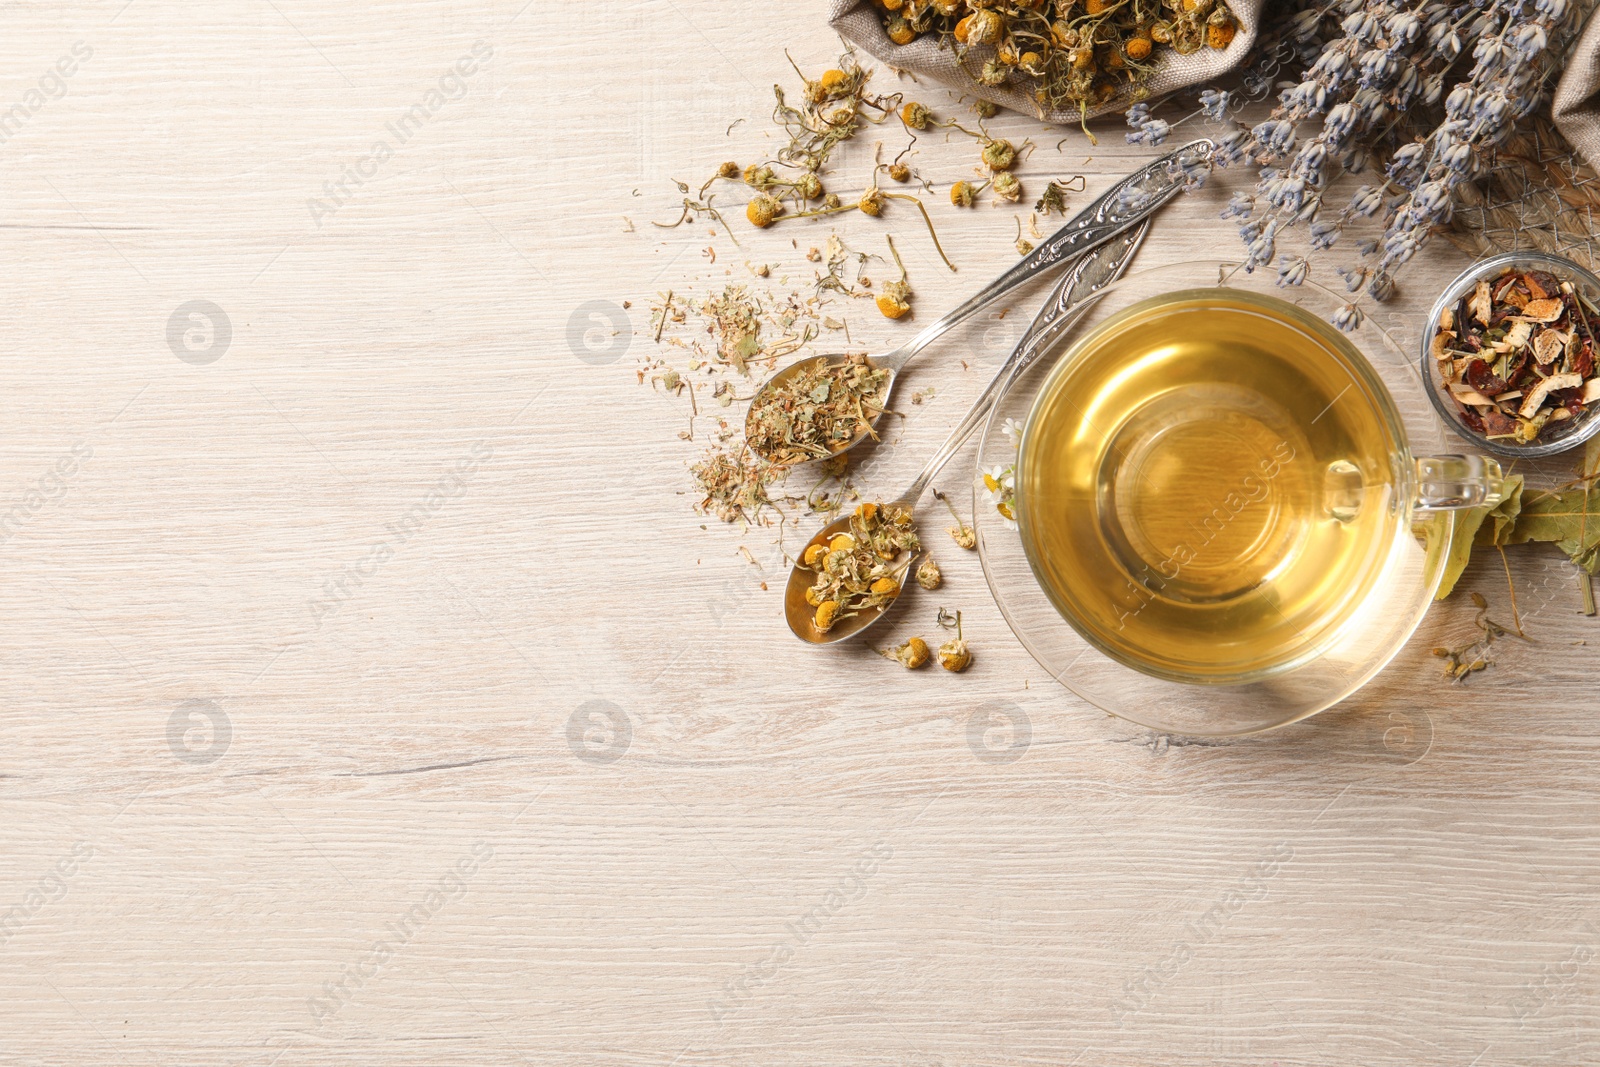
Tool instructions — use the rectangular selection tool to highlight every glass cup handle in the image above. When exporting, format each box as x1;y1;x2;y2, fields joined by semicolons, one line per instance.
1413;454;1504;511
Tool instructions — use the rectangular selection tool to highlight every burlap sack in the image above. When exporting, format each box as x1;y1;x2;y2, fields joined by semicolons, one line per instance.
828;0;1266;125
1553;9;1600;172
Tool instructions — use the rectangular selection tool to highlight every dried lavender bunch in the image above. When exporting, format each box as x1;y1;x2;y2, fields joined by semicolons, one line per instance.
1140;0;1582;331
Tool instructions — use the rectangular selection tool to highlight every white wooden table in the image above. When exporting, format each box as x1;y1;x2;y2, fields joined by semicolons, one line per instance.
4;3;1599;1064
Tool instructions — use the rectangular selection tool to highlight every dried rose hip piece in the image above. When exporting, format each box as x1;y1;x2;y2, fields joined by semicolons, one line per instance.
1464;358;1508;396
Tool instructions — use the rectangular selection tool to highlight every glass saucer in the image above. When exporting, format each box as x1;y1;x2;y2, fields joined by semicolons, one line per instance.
972;260;1459;737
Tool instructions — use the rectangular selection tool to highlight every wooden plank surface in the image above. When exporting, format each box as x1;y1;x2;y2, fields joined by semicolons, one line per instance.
2;2;1599;1064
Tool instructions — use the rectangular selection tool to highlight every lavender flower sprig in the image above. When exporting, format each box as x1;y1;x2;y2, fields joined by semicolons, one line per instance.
1165;0;1581;331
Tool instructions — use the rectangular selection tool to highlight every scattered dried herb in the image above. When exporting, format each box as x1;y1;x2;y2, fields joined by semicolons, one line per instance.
1432;267;1600;444
802;502;921;632
1431;590;1520;681
691;443;782;525
1034;175;1086;216
746;353;891;466
916;557;943;590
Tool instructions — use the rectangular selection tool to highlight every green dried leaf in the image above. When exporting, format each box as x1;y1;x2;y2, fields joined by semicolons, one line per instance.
1474;474;1525;548
1437;510;1491;601
1504;485;1600;573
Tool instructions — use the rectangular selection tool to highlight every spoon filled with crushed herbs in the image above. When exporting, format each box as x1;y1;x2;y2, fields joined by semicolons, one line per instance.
785;219;1150;644
746;140;1210;467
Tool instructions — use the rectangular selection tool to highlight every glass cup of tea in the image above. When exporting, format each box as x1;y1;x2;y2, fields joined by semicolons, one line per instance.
975;260;1502;736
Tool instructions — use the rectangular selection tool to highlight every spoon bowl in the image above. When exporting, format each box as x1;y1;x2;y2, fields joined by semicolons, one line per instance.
784;501;922;645
743;349;907;466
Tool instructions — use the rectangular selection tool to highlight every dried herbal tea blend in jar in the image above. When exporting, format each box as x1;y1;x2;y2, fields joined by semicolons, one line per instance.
801;501;921;632
1433;266;1600;444
746;354;892;466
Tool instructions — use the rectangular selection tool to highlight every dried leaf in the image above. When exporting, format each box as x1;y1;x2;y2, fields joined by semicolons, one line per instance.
1504;485;1600;573
1473;474;1525;548
1438;474;1524;599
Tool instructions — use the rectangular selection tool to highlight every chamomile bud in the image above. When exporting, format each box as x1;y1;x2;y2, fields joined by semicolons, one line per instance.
746;194;783;228
982;138;1017;171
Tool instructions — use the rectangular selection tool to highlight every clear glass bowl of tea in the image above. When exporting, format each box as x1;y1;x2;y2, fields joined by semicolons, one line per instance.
974;260;1501;736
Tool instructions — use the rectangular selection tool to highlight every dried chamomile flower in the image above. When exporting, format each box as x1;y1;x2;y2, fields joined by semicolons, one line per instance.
887;13;918;44
916;557;942;590
796;172;824;200
875;235;913;320
888;162;911;183
746;194;783;228
965;8;1005;45
859;187;887;217
950;180;978;208
802;67;853;106
824;193;842;209
901;101;933;130
973;100;998;119
936;609;971;672
991;172;1021;203
890;636;931;669
1206;19;1236;50
743;163;775;188
877;284;911;319
717;161;741;179
981;138;1017;171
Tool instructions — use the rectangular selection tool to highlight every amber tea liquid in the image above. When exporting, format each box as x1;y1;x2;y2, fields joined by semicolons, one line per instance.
1018;290;1406;682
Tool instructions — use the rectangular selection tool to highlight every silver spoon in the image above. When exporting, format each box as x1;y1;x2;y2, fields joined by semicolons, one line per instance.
785;218;1152;645
747;139;1213;467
